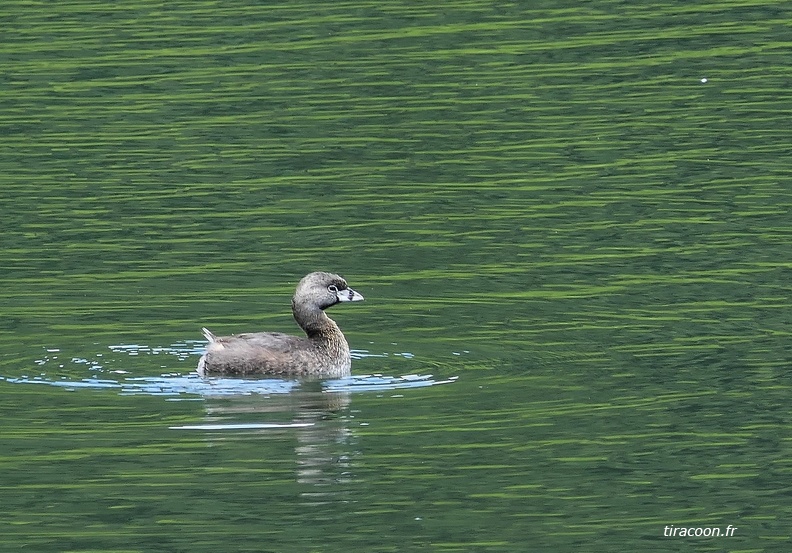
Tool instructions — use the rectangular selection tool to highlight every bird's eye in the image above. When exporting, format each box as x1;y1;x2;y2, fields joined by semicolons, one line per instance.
328;285;338;293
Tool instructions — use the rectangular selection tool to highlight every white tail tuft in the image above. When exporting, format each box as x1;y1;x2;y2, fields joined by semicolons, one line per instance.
201;327;217;342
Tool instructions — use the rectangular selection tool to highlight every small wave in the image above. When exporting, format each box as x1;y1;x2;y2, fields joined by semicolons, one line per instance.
1;372;457;399
11;341;456;398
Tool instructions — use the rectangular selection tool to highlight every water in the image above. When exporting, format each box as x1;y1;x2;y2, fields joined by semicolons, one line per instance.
1;0;791;551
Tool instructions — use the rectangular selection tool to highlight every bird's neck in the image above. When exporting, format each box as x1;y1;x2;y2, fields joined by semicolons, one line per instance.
293;304;339;339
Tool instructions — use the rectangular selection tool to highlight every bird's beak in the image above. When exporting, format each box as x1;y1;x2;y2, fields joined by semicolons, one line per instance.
337;287;364;302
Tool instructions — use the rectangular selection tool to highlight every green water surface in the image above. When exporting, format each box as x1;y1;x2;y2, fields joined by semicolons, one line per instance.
1;1;791;551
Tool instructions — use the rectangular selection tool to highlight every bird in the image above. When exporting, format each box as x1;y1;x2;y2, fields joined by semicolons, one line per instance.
197;272;363;378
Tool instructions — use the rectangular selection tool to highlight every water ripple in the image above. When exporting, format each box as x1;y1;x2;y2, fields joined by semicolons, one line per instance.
8;340;456;398
1;372;456;399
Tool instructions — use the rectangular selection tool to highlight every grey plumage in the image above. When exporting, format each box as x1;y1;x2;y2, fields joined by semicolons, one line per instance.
197;272;364;378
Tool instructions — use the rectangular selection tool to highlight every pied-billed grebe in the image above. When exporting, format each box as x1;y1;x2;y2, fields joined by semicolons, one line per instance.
197;272;363;378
